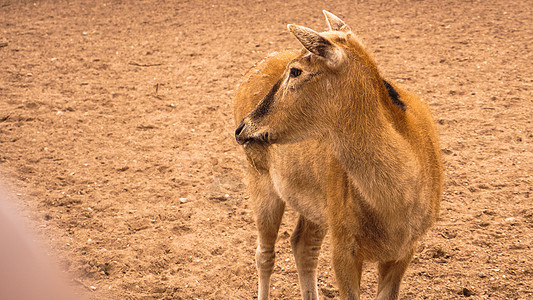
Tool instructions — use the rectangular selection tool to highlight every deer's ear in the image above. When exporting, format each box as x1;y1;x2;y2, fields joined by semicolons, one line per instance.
323;10;351;32
288;24;342;64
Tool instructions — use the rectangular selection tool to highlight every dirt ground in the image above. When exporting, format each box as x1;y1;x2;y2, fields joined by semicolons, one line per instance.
0;0;531;299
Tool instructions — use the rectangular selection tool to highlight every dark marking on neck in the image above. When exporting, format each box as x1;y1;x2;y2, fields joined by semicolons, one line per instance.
251;77;282;119
383;80;406;111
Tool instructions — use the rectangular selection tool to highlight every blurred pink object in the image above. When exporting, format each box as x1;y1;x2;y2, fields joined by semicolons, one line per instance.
0;190;78;300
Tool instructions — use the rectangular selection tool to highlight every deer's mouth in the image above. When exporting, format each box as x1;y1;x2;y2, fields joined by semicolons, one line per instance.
235;123;273;145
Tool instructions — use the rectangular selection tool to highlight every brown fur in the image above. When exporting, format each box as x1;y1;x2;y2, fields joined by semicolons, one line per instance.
234;11;443;300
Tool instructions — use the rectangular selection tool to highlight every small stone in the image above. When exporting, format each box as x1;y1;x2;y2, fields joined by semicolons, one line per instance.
461;287;474;297
478;272;486;278
441;148;453;155
179;198;188;203
505;217;515;222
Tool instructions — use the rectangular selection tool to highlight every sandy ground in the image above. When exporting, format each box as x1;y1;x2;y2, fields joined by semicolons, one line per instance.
0;0;531;299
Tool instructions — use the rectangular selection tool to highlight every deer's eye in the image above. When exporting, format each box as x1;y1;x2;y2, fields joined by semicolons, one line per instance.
289;67;302;78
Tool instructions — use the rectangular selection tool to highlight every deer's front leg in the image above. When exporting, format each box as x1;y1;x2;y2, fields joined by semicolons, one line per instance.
376;247;415;300
291;215;327;300
330;231;363;300
251;176;286;300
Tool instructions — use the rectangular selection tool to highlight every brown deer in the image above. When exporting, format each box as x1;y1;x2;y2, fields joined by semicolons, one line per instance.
234;11;442;300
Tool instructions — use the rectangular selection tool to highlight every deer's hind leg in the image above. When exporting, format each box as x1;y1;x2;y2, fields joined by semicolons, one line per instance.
291;215;327;300
248;171;286;300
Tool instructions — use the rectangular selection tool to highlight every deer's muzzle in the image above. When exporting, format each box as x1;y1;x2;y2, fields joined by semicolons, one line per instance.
235;122;270;145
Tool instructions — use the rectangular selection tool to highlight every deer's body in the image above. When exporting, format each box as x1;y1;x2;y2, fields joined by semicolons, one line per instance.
234;12;442;300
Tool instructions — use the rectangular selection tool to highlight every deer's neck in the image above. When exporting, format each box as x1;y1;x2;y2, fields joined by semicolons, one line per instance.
328;84;419;211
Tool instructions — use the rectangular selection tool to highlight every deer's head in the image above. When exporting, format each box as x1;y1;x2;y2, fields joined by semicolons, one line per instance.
235;11;379;146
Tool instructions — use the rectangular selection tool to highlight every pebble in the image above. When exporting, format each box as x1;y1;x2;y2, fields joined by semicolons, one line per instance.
461;287;474;297
179;198;188;203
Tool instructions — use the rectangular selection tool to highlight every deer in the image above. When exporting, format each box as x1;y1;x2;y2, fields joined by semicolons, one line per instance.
233;11;443;300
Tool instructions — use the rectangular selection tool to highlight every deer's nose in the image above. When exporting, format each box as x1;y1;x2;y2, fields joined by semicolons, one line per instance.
235;123;246;144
